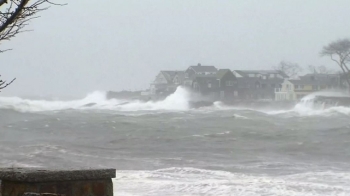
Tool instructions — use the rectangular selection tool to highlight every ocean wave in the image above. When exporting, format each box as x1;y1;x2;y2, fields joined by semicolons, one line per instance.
114;167;350;196
0;87;191;112
1;88;349;116
264;92;350;116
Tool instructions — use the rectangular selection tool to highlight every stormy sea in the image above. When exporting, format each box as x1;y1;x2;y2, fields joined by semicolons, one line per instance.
1;87;350;196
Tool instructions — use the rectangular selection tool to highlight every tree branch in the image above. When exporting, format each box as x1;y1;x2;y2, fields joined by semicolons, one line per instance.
0;0;64;92
0;77;16;91
330;54;341;66
0;0;65;51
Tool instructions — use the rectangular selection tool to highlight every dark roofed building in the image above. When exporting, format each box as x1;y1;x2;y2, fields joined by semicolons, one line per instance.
275;73;342;101
185;63;218;79
296;73;341;86
233;70;288;100
233;70;289;79
160;71;179;83
183;63;218;87
188;64;218;73
191;69;237;101
173;71;186;85
150;70;185;97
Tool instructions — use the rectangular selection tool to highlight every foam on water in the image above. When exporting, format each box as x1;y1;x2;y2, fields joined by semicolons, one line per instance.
109;86;190;111
0;91;119;112
1;88;349;116
0;87;191;112
114;167;350;196
291;91;350;116
261;91;350;116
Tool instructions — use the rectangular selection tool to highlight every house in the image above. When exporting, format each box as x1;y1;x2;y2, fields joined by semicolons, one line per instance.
340;71;350;90
233;70;289;100
173;71;186;86
183;63;218;86
191;69;237;101
150;71;185;96
233;70;288;79
186;63;218;77
275;73;341;101
216;69;238;100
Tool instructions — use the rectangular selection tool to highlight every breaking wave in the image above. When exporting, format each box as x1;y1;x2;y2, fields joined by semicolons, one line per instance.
263;91;350;116
292;91;350;116
114;167;350;196
0;87;191;113
1;87;349;116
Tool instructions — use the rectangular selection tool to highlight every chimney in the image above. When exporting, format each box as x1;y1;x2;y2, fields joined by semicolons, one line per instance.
198;63;201;66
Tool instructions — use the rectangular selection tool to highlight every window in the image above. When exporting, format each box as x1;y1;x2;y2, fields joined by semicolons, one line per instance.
295;85;299;89
208;83;212;88
226;80;234;86
312;85;318;90
270;74;275;78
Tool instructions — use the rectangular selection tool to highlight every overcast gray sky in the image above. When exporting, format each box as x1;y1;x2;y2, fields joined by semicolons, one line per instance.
1;0;350;98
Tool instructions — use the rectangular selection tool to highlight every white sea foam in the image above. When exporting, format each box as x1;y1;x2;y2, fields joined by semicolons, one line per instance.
113;167;350;196
0;91;119;112
1;88;349;116
291;91;350;116
0;87;192;112
261;91;350;116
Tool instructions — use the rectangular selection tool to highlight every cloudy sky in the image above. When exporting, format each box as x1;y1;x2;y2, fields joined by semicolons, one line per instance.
1;0;350;98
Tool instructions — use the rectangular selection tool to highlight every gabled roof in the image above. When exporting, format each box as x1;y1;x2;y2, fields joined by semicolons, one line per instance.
173;71;186;81
289;74;340;86
236;77;283;85
303;73;339;78
189;64;217;73
234;70;289;78
216;69;234;79
160;71;183;83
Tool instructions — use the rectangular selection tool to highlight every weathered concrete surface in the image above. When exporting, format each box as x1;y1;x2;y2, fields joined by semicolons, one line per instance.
2;179;113;196
23;193;65;196
0;168;115;196
0;168;115;182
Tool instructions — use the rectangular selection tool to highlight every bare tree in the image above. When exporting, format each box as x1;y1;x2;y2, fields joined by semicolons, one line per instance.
0;0;64;91
273;61;303;78
307;65;335;74
320;38;350;90
0;76;15;92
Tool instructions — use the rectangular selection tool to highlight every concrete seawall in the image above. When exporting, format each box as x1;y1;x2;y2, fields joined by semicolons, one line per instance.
0;168;115;196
